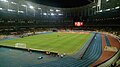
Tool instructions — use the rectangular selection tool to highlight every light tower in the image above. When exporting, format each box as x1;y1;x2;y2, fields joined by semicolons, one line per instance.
97;0;102;11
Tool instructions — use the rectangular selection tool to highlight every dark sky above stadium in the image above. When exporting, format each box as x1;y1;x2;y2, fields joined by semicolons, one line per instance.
28;0;94;8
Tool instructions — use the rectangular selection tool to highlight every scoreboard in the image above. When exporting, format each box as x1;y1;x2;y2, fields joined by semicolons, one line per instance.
75;22;84;26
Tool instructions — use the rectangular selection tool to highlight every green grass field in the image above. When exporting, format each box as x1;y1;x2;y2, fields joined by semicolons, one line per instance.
0;32;92;55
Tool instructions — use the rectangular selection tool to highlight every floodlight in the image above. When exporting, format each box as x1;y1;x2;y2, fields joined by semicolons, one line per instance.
51;13;55;16
21;5;27;7
115;6;119;9
106;0;109;2
58;14;63;15
11;2;17;4
43;13;47;15
50;9;54;11
99;10;103;12
92;6;96;8
29;6;34;9
8;9;15;12
56;9;60;12
18;11;24;13
97;5;100;7
38;8;41;10
0;8;3;10
1;0;8;2
105;9;110;11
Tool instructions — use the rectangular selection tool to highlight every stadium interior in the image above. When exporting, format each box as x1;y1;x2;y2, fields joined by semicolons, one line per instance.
0;0;120;67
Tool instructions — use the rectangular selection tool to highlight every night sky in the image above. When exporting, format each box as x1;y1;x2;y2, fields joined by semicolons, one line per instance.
28;0;94;8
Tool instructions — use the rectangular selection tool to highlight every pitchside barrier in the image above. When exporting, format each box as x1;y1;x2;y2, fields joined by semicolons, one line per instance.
0;45;59;57
73;33;96;59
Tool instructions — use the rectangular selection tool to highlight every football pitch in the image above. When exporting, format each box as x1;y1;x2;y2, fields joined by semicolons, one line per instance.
0;32;92;55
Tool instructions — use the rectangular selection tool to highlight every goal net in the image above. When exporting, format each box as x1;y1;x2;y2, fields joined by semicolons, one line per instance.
15;43;26;48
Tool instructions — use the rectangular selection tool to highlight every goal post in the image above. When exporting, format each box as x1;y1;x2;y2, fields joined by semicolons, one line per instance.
15;43;26;48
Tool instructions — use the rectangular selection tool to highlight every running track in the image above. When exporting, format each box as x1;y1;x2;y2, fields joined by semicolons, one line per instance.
26;33;103;67
105;35;111;46
90;34;119;67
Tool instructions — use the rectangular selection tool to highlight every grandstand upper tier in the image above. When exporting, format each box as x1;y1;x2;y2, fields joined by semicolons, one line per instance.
0;0;119;23
0;0;119;19
28;0;94;8
0;0;120;36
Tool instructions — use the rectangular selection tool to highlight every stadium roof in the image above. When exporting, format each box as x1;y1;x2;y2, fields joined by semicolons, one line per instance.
27;0;94;8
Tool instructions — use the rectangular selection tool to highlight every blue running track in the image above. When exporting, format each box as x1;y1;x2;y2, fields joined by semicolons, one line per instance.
105;35;111;46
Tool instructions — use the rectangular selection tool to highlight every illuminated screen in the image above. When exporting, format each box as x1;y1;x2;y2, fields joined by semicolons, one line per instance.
75;22;84;26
